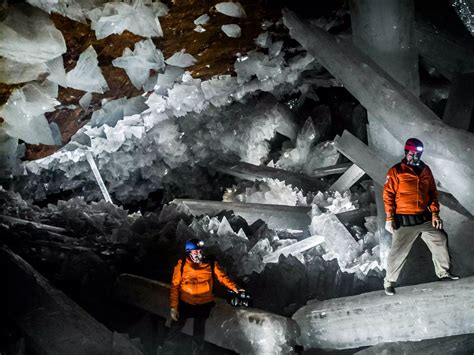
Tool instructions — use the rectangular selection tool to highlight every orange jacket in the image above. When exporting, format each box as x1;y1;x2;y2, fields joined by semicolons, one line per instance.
383;161;440;216
170;257;239;309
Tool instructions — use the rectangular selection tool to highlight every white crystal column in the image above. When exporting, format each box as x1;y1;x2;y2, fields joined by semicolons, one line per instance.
282;10;474;214
173;199;312;232
293;276;474;349
350;0;419;267
350;0;419;95
210;160;350;192
84;151;112;203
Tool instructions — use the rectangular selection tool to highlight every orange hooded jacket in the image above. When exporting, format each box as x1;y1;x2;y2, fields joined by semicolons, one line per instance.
170;257;239;309
383;160;440;217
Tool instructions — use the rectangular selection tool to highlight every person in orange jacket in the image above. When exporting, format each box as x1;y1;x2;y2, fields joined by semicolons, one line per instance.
383;138;459;296
161;238;242;355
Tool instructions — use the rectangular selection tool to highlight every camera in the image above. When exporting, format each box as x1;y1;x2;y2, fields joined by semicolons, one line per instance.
228;291;253;308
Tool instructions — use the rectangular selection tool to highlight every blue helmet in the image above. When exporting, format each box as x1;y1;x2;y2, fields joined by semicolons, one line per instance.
185;238;204;252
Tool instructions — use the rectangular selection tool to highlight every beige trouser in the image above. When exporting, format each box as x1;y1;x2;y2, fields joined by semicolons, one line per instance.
384;221;451;288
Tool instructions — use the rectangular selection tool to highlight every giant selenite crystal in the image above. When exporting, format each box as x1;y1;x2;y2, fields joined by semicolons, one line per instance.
293;276;474;349
283;10;474;215
115;274;298;355
66;46;109;93
0;5;66;64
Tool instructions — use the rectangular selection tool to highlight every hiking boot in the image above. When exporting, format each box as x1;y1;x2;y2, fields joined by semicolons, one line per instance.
384;286;396;296
439;272;460;281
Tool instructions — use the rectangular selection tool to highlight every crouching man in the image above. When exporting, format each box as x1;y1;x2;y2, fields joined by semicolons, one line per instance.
383;138;459;296
161;238;243;355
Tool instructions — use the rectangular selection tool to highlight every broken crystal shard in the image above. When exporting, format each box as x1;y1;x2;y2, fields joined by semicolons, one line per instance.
66;46;109;93
293;276;474;350
0;57;48;84
165;50;197;68
215;2;247;18
79;92;93;110
283;9;474;214
0;5;66;64
91;1;163;39
329;163;365;193
334;130;389;186
0;81;57;145
115;274;298;354
255;31;272;48
46;55;67;88
112;39;165;90
263;235;325;263
221;24;241;38
194;25;206;33
194;13;210;25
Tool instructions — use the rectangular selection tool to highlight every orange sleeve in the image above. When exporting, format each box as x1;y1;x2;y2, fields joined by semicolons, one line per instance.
426;166;440;215
170;260;182;309
214;261;239;292
383;167;398;216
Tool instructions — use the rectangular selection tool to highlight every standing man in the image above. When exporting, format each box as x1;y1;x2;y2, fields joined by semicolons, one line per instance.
383;138;459;296
161;238;242;354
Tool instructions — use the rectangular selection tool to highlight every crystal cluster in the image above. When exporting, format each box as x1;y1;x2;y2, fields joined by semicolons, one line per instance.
11;8;316;208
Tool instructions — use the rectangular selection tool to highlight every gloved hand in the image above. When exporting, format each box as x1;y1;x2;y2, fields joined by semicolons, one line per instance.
432;215;443;230
385;221;394;234
170;308;179;321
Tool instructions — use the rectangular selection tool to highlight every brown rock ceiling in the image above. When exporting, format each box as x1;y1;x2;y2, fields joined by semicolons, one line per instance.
1;0;283;160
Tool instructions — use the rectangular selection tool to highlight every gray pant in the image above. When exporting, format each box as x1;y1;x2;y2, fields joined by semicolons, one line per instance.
384;221;451;288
